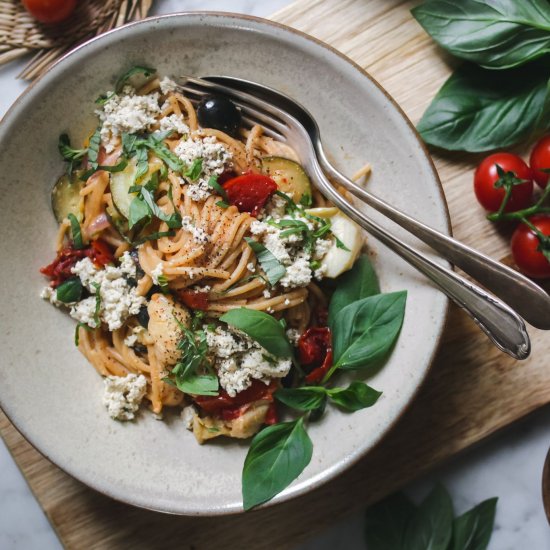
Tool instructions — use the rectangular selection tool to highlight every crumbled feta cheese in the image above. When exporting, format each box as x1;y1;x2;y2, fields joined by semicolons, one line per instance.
246;262;256;273
313;238;332;259
175;136;232;201
124;333;138;347
102;373;147;421
263;289;272;298
40;286;67;307
263;192;290;219
314;264;328;280
96;86;160;152
151;262;164;285
124;326;146;347
70;252;146;331
181;216;210;244
279;253;312;288
159;113;189;136
286;328;301;345
284;298;291;305
181;405;198;430
205;326;251;359
217;348;291;398
159;76;178;95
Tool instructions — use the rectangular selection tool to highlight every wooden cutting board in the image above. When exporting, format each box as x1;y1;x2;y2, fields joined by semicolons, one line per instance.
2;0;550;548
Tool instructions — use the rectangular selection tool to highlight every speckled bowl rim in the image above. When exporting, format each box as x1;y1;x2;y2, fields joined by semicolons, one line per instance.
0;11;451;516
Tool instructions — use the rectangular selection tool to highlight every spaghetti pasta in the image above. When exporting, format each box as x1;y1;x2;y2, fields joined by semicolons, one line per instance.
40;69;364;443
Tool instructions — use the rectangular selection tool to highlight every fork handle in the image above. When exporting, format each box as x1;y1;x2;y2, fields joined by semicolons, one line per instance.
308;164;530;360
317;150;550;330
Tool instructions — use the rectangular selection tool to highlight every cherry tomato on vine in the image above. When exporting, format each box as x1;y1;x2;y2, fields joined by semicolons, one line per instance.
511;215;550;279
474;153;533;213
529;135;550;189
21;0;76;24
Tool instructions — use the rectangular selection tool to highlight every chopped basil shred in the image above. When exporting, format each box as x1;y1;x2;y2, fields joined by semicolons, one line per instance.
184;158;203;181
67;213;84;249
91;282;101;326
207;175;229;200
244;238;286;285
55;277;83;303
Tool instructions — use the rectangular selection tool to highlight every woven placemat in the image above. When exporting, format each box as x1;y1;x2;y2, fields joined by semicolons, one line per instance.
0;0;154;80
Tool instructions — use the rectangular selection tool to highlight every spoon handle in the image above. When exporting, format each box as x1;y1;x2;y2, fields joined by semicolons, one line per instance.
316;148;550;330
306;161;531;360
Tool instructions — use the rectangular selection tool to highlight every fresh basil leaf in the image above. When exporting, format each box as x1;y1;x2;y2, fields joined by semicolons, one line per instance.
300;193;313;207
332;291;407;371
208;175;229;200
184;158;203;181
244;237;286;285
67;213;84;249
328;254;380;326
175;372;219;396
334;235;350;251
56;277;83;303
128;196;151;229
326;381;381;411
365;492;416;550
92;282;101;326
86;127;102;168
143;138;185;173
121;133;138;157
58;133;87;174
220;308;293;358
275;387;326;411
216;200;229;209
411;0;550;70
134;146;149;183
115;65;156;93
452;498;498;550
139;186;182;229
417;62;550;152
95;91;115;105
242;417;312;510
405;483;454;550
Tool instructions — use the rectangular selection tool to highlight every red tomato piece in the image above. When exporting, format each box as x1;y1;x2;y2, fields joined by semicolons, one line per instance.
223;173;277;216
40;246;89;287
511;215;550;279
264;402;278;425
176;289;209;310
474;153;533;213
298;327;333;384
89;239;115;267
530;135;550;189
21;0;76;23
194;379;277;414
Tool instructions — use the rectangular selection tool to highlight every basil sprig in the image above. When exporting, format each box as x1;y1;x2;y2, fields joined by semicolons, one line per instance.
412;1;550;152
417;61;550;152
275;381;381;412
244;238;286;285
58;134;87;174
242;417;312;510
115;65;156;93
219;308;293;358
412;0;550;70
67;213;84;249
365;485;497;550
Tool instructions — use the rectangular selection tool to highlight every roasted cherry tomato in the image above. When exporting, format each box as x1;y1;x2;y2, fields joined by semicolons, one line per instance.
474;153;533;213
176;289;209;310
511;215;550;279
530;135;550;189
21;0;77;24
89;239;115;267
223;173;277;216
298;327;333;384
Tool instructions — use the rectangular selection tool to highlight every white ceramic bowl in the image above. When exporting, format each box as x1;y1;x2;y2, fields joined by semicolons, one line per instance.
0;12;450;515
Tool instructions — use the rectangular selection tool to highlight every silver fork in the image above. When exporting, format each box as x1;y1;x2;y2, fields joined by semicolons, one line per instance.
176;76;531;359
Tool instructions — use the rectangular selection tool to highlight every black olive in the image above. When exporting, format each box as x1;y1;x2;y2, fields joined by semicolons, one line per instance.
137;305;149;328
197;95;241;136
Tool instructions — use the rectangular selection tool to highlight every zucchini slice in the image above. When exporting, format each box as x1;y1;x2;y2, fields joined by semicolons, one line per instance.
110;157;139;219
51;172;84;223
261;156;311;201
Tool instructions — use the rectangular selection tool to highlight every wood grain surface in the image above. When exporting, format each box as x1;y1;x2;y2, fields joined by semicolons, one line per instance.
2;1;550;548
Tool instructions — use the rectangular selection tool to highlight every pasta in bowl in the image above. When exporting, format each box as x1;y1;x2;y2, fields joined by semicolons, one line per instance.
39;67;406;508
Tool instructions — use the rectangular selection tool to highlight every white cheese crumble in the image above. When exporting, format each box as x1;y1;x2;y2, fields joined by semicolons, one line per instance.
40;286;67;307
70;252;146;331
175;136;232;201
181;215;210;244
150;262;164;285
159;76;178;95
96;86;161;153
181;404;198;430
206;325;291;397
159;113;189;136
286;328;301;345
102;373;147;421
246;262;256;273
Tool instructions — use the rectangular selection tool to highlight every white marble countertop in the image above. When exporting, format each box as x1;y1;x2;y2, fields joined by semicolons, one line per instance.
1;1;549;549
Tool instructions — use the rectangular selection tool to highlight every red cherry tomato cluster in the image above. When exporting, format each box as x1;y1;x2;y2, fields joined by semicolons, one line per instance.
223;173;277;217
21;0;76;24
297;327;333;384
473;136;550;279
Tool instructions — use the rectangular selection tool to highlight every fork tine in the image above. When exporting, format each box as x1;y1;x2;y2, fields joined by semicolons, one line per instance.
241;116;287;142
177;83;289;136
